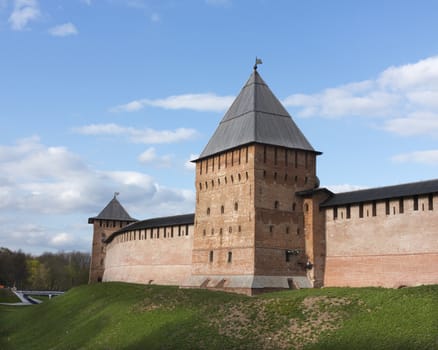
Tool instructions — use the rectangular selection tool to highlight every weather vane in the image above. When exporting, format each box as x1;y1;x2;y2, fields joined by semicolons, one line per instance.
254;57;263;70
114;192;120;199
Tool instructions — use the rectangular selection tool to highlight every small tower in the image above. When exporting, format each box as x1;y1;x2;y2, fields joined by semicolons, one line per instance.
88;194;137;283
190;65;321;294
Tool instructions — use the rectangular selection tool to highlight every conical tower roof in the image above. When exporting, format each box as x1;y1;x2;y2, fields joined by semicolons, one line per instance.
198;68;319;160
88;195;137;224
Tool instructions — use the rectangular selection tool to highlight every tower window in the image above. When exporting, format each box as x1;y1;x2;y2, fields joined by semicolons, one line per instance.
229;226;232;233
209;251;213;263
429;194;434;210
274;201;279;209
227;251;232;263
385;200;390;215
292;203;296;211
234;202;238;211
359;203;364;218
372;201;377;216
333;207;338;220
346;205;351;219
207;207;210;216
221;205;225;214
399;198;404;213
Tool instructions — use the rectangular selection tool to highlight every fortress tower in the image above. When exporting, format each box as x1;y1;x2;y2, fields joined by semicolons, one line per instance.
189;67;321;294
88;194;137;283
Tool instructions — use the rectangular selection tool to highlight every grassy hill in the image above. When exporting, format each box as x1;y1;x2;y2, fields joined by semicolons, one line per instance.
0;283;437;349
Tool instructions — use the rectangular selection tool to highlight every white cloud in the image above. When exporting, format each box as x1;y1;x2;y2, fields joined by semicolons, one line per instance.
138;147;172;167
50;232;75;247
378;56;438;90
184;154;198;171
110;93;235;113
8;0;41;30
283;55;438;137
0;136;195;253
383;111;438;136
392;150;438;165
49;22;78;37
138;147;156;163
0;136;195;215
74;123;198;144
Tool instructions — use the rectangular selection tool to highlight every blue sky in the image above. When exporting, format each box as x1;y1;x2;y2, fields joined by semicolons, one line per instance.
1;0;437;254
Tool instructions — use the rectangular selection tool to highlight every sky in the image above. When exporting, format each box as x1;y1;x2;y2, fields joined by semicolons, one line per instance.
1;0;438;255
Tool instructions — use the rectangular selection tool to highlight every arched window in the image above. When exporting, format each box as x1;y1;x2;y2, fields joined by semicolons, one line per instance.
221;205;224;214
207;207;210;216
274;201;279;209
234;202;238;211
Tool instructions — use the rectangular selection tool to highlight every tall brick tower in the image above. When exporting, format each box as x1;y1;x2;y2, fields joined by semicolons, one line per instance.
188;65;321;294
88;194;137;283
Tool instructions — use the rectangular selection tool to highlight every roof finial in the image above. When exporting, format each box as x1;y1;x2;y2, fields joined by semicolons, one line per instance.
253;57;263;70
114;192;120;199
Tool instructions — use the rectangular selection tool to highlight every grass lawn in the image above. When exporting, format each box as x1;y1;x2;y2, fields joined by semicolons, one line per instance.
0;283;437;349
0;288;20;303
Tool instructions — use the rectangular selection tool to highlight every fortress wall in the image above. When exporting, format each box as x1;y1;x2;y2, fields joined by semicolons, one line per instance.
324;194;438;287
103;224;194;286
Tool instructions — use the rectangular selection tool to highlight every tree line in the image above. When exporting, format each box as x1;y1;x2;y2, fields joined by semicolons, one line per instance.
0;247;90;291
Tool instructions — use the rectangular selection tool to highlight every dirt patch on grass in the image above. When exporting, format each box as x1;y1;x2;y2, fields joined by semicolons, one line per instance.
210;296;354;349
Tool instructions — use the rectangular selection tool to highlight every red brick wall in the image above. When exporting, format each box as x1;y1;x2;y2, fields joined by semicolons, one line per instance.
324;194;438;287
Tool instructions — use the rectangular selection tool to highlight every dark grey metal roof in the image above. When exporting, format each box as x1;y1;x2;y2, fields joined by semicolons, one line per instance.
321;178;438;208
105;213;195;243
197;69;319;160
88;196;137;224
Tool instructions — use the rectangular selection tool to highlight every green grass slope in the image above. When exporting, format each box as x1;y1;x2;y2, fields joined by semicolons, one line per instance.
0;288;20;303
0;283;437;350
